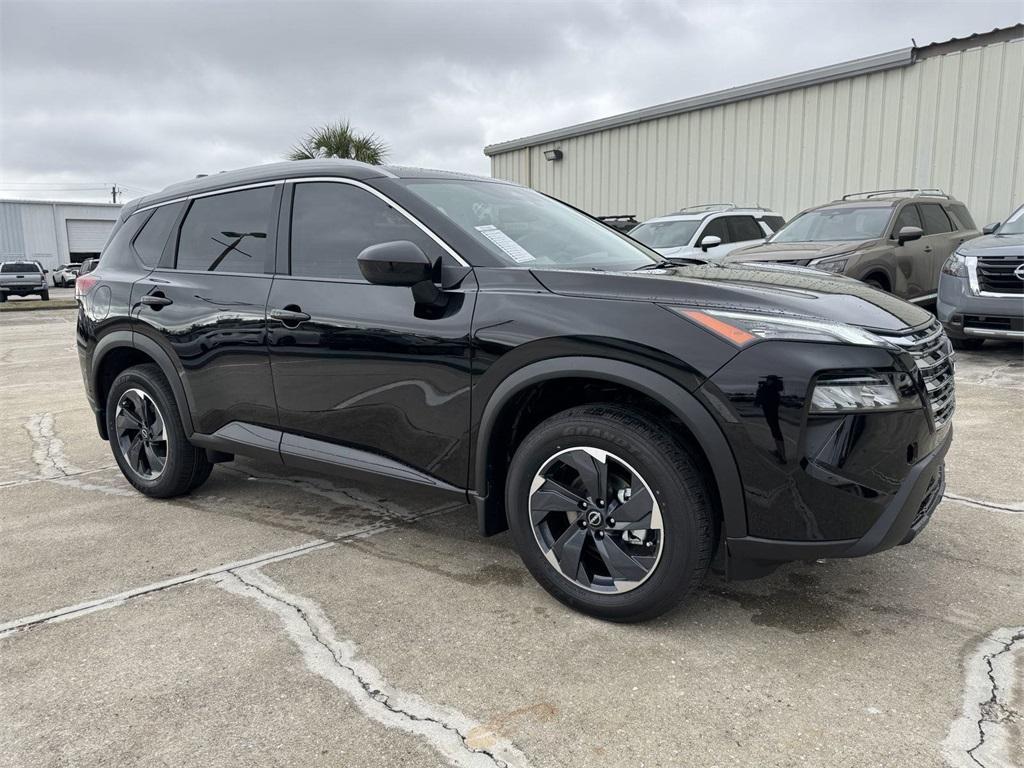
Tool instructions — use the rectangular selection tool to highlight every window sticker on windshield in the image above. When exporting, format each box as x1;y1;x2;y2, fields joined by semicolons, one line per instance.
475;225;536;263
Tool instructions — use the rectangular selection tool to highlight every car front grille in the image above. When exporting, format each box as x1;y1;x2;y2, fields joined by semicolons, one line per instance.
876;319;955;428
977;253;1024;294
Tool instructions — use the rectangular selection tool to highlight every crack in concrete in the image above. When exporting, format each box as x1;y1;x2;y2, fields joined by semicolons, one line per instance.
943;492;1024;515
943;626;1024;768
19;413;133;496
966;630;1023;768
217;567;530;768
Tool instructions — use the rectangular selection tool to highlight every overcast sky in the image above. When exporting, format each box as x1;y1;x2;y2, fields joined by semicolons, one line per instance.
1;0;1020;203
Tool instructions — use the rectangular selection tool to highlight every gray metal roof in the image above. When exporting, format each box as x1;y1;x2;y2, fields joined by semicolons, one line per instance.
483;25;1023;157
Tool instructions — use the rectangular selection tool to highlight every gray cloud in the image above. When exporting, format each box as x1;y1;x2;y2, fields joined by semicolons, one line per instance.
1;0;1020;202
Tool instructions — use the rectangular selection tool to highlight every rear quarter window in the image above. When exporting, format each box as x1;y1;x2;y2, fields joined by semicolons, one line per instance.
133;202;184;267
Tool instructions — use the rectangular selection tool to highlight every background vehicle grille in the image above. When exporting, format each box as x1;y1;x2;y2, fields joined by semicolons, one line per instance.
977;253;1024;294
877;319;955;428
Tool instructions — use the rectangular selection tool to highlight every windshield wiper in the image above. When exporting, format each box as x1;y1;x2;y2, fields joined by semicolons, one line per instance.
633;260;675;271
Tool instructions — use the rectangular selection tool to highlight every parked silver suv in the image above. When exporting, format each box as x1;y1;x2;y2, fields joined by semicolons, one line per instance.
629;204;785;261
726;189;980;303
937;203;1024;349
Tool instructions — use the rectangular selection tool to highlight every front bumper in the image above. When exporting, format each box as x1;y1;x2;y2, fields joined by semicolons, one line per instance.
937;273;1024;340
726;426;950;564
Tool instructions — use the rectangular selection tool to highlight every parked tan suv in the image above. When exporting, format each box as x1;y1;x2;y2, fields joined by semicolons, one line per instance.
725;189;980;303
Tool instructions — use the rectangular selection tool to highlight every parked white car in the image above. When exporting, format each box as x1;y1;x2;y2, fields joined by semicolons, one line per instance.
53;263;80;287
629;204;785;261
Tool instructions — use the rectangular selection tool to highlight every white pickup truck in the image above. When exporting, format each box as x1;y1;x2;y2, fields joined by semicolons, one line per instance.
0;261;50;302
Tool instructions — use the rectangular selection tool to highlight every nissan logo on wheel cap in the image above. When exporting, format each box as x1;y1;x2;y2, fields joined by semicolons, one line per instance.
587;510;604;527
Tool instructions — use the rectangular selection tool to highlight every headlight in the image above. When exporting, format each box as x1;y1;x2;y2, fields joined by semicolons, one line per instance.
942;250;969;277
810;372;919;413
668;308;894;348
808;256;848;274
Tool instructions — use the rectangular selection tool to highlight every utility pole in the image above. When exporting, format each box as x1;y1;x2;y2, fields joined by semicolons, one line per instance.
111;184;119;204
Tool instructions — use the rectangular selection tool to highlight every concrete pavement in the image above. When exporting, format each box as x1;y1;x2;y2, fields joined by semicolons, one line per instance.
1;309;1021;768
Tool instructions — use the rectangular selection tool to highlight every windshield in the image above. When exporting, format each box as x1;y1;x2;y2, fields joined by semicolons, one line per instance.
629;220;701;248
771;205;893;243
402;180;658;270
1;262;40;273
999;205;1024;235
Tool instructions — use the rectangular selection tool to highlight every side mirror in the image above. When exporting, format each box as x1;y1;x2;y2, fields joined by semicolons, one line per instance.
700;235;722;252
897;226;923;245
982;222;1000;235
358;240;433;286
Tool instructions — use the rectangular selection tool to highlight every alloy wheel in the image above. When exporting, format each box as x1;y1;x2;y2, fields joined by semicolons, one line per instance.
115;388;168;480
529;447;664;594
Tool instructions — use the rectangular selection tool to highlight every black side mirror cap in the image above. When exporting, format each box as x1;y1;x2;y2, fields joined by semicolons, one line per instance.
982;222;1001;235
358;240;433;286
897;225;923;245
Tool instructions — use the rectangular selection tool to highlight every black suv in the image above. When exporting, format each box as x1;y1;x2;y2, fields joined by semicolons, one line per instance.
78;160;953;621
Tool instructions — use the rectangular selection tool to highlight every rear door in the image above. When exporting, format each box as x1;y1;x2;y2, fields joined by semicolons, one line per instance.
133;184;281;436
918;202;961;292
266;179;475;489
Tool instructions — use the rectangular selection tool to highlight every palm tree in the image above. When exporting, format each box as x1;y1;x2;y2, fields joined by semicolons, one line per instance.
288;120;389;164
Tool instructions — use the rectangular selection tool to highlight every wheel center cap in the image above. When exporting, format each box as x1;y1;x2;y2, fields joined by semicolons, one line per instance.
140;429;150;440
586;510;604;527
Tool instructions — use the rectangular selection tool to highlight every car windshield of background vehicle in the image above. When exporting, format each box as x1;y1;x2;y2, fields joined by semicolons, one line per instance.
999;205;1024;234
402;180;659;271
770;205;893;243
1;262;40;273
629;220;701;248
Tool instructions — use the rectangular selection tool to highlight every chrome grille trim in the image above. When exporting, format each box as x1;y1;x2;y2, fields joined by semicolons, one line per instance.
876;318;955;429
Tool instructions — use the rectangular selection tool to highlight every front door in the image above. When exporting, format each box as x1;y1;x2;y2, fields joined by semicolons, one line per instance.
890;204;930;299
266;180;476;489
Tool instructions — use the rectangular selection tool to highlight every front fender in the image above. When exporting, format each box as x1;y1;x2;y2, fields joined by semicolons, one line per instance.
472;355;746;539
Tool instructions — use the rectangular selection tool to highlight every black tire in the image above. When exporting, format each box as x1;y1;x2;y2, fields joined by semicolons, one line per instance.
864;277;886;292
105;363;212;497
505;404;715;622
0;293;6;303
40;290;49;301
951;336;984;351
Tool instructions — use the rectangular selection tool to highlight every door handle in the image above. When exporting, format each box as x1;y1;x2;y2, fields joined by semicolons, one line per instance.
140;294;172;308
923;246;933;253
270;306;311;325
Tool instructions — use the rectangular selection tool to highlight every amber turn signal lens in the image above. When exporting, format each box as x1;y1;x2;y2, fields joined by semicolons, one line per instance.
679;310;756;346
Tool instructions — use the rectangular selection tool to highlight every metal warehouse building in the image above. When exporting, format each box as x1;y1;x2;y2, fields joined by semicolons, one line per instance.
485;25;1023;227
0;199;121;273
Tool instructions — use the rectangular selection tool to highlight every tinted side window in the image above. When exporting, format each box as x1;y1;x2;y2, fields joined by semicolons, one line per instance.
700;217;730;244
919;203;953;235
290;182;437;280
727;216;763;242
133;203;183;267
759;215;786;233
948;203;976;231
893;204;922;234
176;187;275;273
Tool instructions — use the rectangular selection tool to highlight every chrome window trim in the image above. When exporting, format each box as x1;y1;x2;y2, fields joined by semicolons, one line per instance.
966;255;1021;298
134;181;281;215
285;176;470;268
130;176;471;269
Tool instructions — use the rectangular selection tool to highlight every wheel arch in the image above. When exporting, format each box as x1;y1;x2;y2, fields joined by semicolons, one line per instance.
92;332;195;439
473;357;746;540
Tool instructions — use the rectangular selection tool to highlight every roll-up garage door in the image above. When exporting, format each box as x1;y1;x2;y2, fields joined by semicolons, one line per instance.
66;219;114;253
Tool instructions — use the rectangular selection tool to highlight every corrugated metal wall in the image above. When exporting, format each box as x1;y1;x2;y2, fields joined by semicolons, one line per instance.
490;36;1023;226
0;202;119;270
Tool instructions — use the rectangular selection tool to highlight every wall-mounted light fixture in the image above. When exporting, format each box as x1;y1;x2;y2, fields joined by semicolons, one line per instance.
543;148;564;161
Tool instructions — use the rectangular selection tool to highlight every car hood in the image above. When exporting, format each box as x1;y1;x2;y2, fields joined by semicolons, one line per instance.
531;262;932;332
958;232;1024;257
723;239;875;263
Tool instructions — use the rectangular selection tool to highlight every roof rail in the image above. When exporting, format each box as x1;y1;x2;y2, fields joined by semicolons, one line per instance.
841;188;949;200
678;203;737;214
